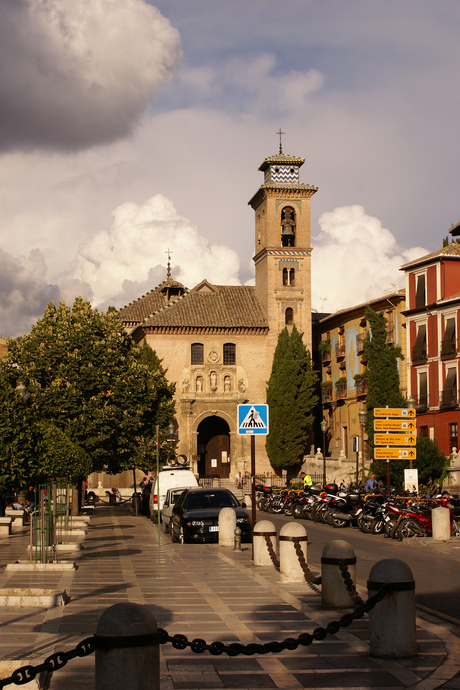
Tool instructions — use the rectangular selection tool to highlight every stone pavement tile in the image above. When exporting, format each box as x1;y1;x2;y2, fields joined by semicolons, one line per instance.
293;670;405;687
218;672;277;688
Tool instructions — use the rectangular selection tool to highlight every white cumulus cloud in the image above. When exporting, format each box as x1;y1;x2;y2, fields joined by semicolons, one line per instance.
0;0;181;151
60;194;241;309
311;205;428;312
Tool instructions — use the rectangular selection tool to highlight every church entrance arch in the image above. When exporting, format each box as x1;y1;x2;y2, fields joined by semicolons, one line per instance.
197;416;230;478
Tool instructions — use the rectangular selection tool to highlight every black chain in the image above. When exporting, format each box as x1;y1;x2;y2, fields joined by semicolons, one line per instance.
292;538;322;592
0;585;391;686
338;560;364;606
264;533;280;567
159;584;390;656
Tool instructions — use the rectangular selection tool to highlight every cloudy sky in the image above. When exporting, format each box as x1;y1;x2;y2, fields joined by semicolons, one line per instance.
1;0;459;337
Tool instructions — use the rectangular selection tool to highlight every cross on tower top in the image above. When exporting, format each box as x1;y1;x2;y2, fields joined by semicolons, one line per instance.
276;127;285;154
165;248;172;279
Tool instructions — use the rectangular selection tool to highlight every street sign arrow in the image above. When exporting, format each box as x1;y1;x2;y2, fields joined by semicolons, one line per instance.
374;408;416;418
374;433;416;446
374;420;416;432
375;448;417;460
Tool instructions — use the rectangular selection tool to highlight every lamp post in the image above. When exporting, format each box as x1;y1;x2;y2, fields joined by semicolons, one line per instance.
168;421;176;465
407;396;416;469
321;418;327;487
359;406;366;483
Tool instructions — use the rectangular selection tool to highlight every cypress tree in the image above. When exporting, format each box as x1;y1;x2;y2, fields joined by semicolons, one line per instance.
266;326;318;469
363;305;406;479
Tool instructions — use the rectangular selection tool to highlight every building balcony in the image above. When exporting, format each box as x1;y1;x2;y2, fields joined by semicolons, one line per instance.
320;347;331;364
440;387;458;409
355;378;368;396
321;386;333;403
335;382;347;399
441;342;457;359
356;333;366;352
415;394;429;412
412;345;427;364
335;342;346;360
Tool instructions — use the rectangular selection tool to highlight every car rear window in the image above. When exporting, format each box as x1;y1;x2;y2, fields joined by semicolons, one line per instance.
185;491;239;510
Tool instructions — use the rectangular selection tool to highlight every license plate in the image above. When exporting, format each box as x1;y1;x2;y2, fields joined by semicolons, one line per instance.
209;526;219;532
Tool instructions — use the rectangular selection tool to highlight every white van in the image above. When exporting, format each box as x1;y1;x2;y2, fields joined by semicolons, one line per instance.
149;468;198;520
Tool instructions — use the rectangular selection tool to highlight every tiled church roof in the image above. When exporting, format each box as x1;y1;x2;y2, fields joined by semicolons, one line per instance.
119;281;268;332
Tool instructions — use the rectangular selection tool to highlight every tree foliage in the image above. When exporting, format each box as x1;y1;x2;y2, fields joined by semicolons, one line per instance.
0;298;175;488
376;436;449;490
266;326;318;469
363;306;405;472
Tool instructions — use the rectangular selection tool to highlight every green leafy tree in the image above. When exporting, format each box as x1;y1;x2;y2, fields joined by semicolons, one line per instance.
378;436;449;490
266;326;318;469
0;298;175;488
363;305;406;481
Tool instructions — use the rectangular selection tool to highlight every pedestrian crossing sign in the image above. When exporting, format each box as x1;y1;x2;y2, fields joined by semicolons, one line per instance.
237;404;269;435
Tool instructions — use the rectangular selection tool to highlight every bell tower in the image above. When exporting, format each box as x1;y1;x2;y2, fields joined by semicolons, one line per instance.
248;147;317;351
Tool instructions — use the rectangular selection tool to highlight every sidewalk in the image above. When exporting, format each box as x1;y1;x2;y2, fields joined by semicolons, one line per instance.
1;505;460;690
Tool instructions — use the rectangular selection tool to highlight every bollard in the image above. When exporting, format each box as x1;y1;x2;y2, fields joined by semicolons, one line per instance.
368;559;416;657
279;522;307;583
432;506;450;541
219;507;237;546
253;520;277;566
321;540;357;608
95;602;159;690
233;525;242;551
243;494;252;509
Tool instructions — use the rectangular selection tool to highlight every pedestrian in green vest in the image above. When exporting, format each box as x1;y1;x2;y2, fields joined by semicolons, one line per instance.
300;472;312;487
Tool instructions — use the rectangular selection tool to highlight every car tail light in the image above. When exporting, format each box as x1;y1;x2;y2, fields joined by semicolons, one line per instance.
153;494;158;505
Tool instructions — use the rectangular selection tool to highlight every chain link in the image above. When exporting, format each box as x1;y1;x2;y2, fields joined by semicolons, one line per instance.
263;533;280;567
0;586;391;686
338;559;365;606
291;538;322;592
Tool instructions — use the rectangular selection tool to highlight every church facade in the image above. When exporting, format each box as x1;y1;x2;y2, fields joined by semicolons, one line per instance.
119;150;317;478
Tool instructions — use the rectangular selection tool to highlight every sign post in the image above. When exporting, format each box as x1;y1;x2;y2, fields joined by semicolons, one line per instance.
237;404;269;549
373;408;417;494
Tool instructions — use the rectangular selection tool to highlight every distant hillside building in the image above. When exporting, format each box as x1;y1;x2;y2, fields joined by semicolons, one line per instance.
119;150;318;478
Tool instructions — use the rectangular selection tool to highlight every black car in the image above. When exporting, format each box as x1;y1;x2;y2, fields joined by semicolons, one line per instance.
170;487;252;544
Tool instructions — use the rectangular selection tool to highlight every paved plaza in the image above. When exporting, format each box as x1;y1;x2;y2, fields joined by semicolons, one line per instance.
1;504;460;690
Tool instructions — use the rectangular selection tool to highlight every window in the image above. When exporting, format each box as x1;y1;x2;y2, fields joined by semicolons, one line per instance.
415;274;426;308
420;426;429;437
285;307;294;324
412;324;427;362
441;318;456;357
417;371;428;409
450;423;458;451
282;267;296;286
223;343;235;365
442;367;457;407
281;206;296;247
191;343;204;365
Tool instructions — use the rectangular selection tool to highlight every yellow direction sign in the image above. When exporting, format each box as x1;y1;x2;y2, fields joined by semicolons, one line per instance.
374;420;416;432
375;448;417;460
374;433;416;446
374;408;416;418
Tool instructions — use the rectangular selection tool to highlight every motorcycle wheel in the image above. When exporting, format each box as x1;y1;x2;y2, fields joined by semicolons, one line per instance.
318;504;330;524
311;504;322;522
292;504;304;519
452;519;460;537
372;519;385;534
270;500;284;514
283;503;293;517
257;498;268;511
398;518;424;539
360;517;374;534
384;518;397;536
330;514;349;528
302;505;314;520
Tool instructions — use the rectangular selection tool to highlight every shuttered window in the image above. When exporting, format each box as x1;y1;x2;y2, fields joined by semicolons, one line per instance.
441;318;456;356
442;368;457;407
412;324;427;362
415;275;426;308
418;372;428;407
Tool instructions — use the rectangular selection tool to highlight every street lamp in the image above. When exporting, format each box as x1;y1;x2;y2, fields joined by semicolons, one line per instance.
358;406;366;483
167;421;176;465
320;418;327;487
15;382;30;402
